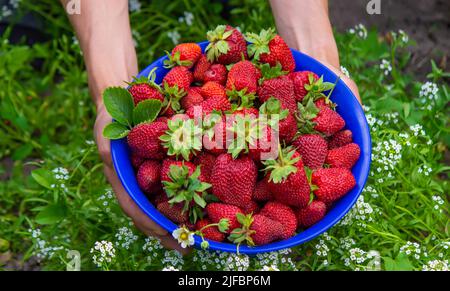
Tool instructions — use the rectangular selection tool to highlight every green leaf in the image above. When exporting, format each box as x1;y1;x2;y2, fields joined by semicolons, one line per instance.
31;168;54;189
103;122;130;139
103;87;134;126
12;143;33;160
35;203;67;225
193;193;207;208
132;99;162;125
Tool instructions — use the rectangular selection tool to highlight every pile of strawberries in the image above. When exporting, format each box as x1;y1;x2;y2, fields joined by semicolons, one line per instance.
104;25;361;247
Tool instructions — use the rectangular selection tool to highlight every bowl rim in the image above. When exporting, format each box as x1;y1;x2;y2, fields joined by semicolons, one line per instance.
111;41;372;254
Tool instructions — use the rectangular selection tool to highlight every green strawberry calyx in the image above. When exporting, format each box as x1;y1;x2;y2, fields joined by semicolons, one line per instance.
226;87;257;109
262;145;300;183
228;213;256;252
304;74;338;106
160;118;202;161
245;28;276;61
163;50;193;69
258;62;288;84
294;97;320;136
259;97;289;127
161;82;187;115
126;67;162;92
205;25;233;62
163;164;211;224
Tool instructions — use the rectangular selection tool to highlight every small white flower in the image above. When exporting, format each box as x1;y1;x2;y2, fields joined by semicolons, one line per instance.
172;226;195;248
162;266;180;271
379;59;392;76
167;30;181;45
260;265;280;271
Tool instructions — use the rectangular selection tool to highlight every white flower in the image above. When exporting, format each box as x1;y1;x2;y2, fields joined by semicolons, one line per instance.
340;66;350;78
422;260;449;271
398;30;409;44
172;226;195;248
348;23;368;39
260;265;280;271
178;11;194;26
379;59;392;76
90;240;116;268
162;266;180;271
128;0;141;12
167;30;181;45
115;227;138;249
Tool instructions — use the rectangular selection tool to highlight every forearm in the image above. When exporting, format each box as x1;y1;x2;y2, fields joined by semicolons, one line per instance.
269;0;339;67
61;0;138;109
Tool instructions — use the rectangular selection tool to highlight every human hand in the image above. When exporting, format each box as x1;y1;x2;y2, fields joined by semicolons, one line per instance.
94;105;190;254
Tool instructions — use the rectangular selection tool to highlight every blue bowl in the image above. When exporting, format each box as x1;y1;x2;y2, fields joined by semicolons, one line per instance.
111;41;372;254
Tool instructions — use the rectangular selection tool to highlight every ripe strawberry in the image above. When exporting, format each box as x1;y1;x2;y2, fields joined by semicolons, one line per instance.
137;160;162;194
260;201;297;239
328;130;353;149
206;203;243;233
258;75;297;114
152;190;169;205
127;122;168;160
259;97;296;143
163;66;193;92
297;200;327;228
326;143;360;169
193;55;212;83
246;28;295;72
156;116;169;123
297;98;345;136
130;152;145;169
292;134;328;169
263;147;310;208
289;71;319;102
226;60;260;94
128;83;164;106
211;154;257;208
186;95;231;118
312;168;356;203
204;64;227;85
181;87;204;110
160;159;196;182
206;25;248;65
252;177;273;202
195;218;225;242
250;214;284;245
157;201;188;224
193;152;217;183
313;106;345;136
241;201;260;215
200;81;227;100
164;43;202;68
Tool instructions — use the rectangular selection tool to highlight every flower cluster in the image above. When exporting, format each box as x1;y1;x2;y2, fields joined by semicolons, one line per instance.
114;227;138;250
422;260;449;271
161;250;184;270
399;241;426;260
223;253;250;271
178;11;194;26
90;240;116;268
348;23;368;39
380;59;392;76
142;237;164;263
193;251;250;271
28;228;65;261
50;167;69;192
371;139;403;181
339;195;375;227
0;0;19;20
254;249;297;271
417;164;432;176
431;195;445;213
167;30;181;45
98;189;115;212
419;82;439;110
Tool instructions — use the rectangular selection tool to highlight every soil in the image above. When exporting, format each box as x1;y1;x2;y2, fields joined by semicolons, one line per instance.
329;0;449;80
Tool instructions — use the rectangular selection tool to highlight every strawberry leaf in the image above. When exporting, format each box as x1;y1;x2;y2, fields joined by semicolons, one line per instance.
132;99;162;125
103;87;134;127
103;122;130;139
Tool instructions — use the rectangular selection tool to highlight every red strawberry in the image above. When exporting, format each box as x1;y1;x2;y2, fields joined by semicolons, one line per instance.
259;97;296;143
195;219;225;242
206;25;247;65
292;134;328;169
326;143;360;169
137;160;162;194
186;95;231;118
152;190;169;205
156;116;169;123
206;203;243;233
193;55;212;83
211;154;257;208
127;122;168;160
328;130;353;149
128;83;164;106
252;177;273;202
157;201;188;224
289;71;319;102
160;159;196;182
312;168;356;203
130;152;145;169
260;201;297;239
246;28;295;72
226;60;260;94
204;64;227;85
313;106;345;136
297;98;345;136
258;75;297;114
200;81;227;100
249;214;284;245
242;201;260;215
263;148;310;208
297;200;327;228
181;87;204;110
193;152;217;183
165;43;202;68
163;66;193;92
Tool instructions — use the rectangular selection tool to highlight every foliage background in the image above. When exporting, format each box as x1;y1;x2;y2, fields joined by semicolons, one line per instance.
0;0;448;271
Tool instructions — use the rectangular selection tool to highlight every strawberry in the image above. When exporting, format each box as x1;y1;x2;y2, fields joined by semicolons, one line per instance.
164;43;202;68
292;134;328;169
157;201;188;224
181;87;204;110
127;122;168;160
186;95;231;118
193;152;217;183
229;213;283;246
313;106;345;136
163;66;193;92
260;201;297;239
195;219;225;242
328;130;353;149
226;60;260;97
258;68;297;114
297;200;327;228
246;28;295;72
200;81;227;100
312;168;356;203
297;98;345;136
211;154;257;208
152;190;169;205
137;160;162;194
252;177;273;202
128;82;164;106
259;97;296;143
241;201;260;215
262;147;310;208
289;71;319;102
193;54;212;83
206;25;248;65
201;116;228;155
160;159;196;182
326;143;360;169
130;152;145;169
206;202;243;233
204;64;227;85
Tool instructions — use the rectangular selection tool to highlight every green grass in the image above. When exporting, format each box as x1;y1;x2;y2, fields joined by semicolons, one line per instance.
0;0;449;271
